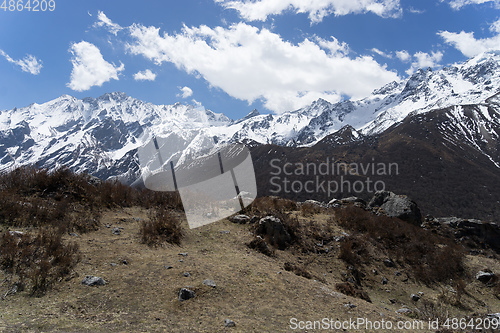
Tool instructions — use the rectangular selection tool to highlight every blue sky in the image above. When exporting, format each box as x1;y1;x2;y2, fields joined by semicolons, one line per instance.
0;0;499;119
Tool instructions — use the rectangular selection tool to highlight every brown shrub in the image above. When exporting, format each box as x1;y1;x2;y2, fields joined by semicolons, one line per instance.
0;228;80;295
335;205;465;284
247;237;275;257
283;262;312;279
140;207;184;246
335;282;371;302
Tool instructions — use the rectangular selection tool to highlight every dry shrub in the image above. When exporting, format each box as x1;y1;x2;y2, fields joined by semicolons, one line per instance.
284;262;312;279
335;205;465;284
0;228;80;295
300;202;324;217
141;207;184;246
335;282;371;302
0;166;184;233
247;237;275;257
245;196;298;216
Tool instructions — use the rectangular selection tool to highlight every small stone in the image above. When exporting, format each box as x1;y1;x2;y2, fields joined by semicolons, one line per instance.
122;260;128;265
183;272;191;277
203;279;216;287
395;271;402;276
69;232;79;237
229;214;250;224
178;288;195;301
81;276;106;286
384;259;396;268
344;303;357;309
220;230;230;234
396;308;412;314
224;319;236;327
165;265;173;270
411;294;420;301
178;253;188;257
382;277;388;285
110;263;117;267
476;270;495;283
389;299;397;304
112;228;121;235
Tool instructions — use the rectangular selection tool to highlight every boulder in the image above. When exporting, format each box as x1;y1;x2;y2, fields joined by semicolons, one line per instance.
368;191;422;225
437;218;500;252
224;319;236;327
81;276;106;286
256;216;292;250
178;288;195;301
203;279;216;288
476;270;495;283
229;214;250;224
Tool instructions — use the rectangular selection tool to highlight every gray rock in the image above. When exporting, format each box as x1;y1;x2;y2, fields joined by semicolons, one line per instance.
344;303;357;309
383;259;396;268
112;227;122;235
69;232;79;237
183;272;191;277
340;196;367;206
81;276;106;286
256;216;291;250
178;253;188;257
382;277;388;285
396;308;412;314
438;218;500;252
302;199;327;208
476;270;495;283
165;265;173;270
369;191;422;225
178;288;195;301
229;214;250;224
411;294;420;301
203;279;216;288
224;319;236;327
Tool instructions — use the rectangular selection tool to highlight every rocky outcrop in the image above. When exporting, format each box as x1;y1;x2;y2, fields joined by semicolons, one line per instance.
368;191;422;225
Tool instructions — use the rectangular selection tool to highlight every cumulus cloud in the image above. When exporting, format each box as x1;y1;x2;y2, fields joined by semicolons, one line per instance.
443;0;499;10
93;11;123;35
214;0;402;23
67;41;124;91
438;19;500;57
405;51;443;75
178;86;193;98
0;50;43;75
371;48;392;58
134;69;157;81
126;22;399;113
396;50;411;62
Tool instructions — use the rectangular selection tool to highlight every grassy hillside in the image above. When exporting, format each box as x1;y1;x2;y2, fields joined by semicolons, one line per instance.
0;168;498;332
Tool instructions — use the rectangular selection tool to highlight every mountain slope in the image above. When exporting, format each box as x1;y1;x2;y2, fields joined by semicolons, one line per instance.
0;52;499;217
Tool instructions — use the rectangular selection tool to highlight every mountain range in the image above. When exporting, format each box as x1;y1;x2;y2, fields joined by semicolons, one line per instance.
1;51;499;219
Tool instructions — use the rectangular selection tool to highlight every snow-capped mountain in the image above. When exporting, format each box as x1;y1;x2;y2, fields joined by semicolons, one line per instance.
1;51;499;182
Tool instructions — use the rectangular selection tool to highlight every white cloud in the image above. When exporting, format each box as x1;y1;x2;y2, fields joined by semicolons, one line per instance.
134;69;157;81
177;86;193;98
443;0;499;10
93;11;123;35
0;50;43;75
406;51;443;75
214;0;402;23
126;22;399;113
67;41;124;91
438;19;500;57
371;48;392;58
396;50;411;62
